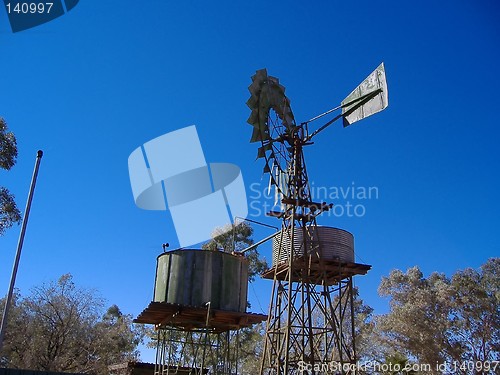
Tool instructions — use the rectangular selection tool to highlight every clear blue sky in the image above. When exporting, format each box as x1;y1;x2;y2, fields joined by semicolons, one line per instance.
1;0;499;362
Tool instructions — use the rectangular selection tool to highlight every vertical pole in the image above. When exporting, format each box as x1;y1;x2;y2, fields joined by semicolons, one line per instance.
235;330;239;375
283;135;301;374
349;277;357;374
338;278;344;367
154;329;162;375
0;150;43;352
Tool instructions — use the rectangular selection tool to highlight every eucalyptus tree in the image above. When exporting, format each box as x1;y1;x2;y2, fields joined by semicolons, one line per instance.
377;259;499;374
0;274;145;374
0;118;21;236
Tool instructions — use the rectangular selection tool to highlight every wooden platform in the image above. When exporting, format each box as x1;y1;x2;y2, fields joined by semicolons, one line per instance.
134;302;267;332
261;257;371;285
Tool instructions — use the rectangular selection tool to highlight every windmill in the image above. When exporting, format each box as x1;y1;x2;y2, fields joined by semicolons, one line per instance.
246;63;388;374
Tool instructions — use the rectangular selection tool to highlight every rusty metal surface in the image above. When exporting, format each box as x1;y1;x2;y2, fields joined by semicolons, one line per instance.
261;258;371;285
134;302;267;332
154;249;249;313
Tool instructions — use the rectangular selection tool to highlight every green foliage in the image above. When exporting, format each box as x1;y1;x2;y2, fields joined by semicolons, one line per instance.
146;324;265;375
322;287;375;366
0;291;22;368
0;118;17;170
377;258;500;373
448;258;500;364
0;187;21;236
349;288;375;362
236;323;266;374
202;222;254;252
0;118;21;235
0;274;145;375
381;352;417;375
377;267;451;367
202;222;269;282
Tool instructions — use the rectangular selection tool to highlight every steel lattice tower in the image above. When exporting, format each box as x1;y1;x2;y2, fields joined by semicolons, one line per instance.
259;129;369;375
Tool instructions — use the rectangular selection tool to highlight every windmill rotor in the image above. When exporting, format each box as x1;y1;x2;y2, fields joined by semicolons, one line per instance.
246;68;297;200
247;63;389;207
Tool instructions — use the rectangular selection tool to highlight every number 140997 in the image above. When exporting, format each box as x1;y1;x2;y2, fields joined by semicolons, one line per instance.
5;2;53;14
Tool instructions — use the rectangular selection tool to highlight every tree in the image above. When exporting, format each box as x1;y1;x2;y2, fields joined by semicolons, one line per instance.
92;304;146;374
0;118;21;235
313;287;375;369
202;222;268;282
377;259;500;374
0;290;23;368
347;288;376;363
377;267;452;370
0;274;145;374
379;352;417;375
448;258;500;366
235;323;266;374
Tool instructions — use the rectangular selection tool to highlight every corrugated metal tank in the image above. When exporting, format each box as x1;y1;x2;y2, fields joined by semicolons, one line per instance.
272;226;354;265
154;249;248;313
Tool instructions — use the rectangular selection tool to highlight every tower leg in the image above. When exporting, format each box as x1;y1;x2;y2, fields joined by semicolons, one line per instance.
260;272;358;374
155;328;242;375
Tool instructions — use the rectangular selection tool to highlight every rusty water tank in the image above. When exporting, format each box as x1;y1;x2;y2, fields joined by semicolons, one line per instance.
154;249;249;313
272;226;354;266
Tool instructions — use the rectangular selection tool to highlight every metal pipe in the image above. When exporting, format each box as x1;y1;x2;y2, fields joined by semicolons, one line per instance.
0;150;43;351
232;217;278;253
303;88;383;142
301;103;343;125
238;231;280;254
301;88;382;127
234;216;279;231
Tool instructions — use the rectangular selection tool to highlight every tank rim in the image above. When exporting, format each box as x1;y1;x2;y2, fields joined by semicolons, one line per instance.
156;248;248;261
282;225;353;236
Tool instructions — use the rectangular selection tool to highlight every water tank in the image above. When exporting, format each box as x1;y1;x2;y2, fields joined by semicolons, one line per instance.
272;226;354;266
154;249;249;313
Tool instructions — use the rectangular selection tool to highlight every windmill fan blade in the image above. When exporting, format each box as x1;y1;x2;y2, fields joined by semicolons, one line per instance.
257;143;274;159
246;68;296;143
341;62;388;127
